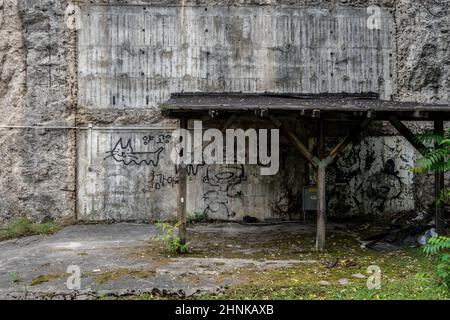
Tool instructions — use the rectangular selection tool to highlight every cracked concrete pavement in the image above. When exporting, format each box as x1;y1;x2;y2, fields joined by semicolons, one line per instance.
0;222;328;300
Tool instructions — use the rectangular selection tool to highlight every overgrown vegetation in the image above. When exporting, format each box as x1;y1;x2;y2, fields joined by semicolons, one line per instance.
93;268;156;284
414;128;450;204
414;128;450;174
196;248;449;300
423;235;450;288
154;221;189;254
0;217;61;241
30;273;67;286
413;129;449;290
187;211;208;224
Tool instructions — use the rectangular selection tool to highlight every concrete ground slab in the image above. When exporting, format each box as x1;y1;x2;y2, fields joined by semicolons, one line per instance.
0;222;347;300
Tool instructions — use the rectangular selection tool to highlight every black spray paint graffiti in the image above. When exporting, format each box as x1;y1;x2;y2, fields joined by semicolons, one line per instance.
104;138;164;166
103;136;248;218
326;142;365;214
143;134;172;145
367;159;403;211
175;164;205;177
149;164;206;190
149;172;179;190
202;165;247;219
325;137;409;215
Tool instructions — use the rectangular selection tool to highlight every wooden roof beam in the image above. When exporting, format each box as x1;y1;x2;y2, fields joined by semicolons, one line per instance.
388;115;428;155
269;115;319;167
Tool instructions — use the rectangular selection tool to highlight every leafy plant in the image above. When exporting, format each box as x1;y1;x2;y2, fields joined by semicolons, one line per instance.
414;129;450;206
413;128;450;174
154;221;188;254
9;272;21;285
423;235;450;288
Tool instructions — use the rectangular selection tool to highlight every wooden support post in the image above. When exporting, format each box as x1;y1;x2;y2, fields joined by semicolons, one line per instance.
316;163;327;251
316;120;326;251
434;120;445;235
314;119;370;251
177;118;187;244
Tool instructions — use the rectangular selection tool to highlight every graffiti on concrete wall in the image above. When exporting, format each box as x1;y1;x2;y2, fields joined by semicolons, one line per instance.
101;135;249;219
326;137;414;216
148;164;206;190
202;165;247;219
367;159;403;211
104;138;164;166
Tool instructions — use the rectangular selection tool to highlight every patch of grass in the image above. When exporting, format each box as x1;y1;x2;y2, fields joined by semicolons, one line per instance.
197;248;450;300
0;217;61;241
93;268;156;284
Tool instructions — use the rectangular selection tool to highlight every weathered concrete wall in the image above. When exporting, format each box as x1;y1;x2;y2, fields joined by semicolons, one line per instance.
76;1;398;221
0;0;448;222
77;118;307;221
78;4;396;108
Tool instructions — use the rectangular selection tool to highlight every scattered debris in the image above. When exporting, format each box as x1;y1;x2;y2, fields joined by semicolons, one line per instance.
243;216;258;223
324;258;339;269
390;210;432;225
341;259;358;268
361;224;431;251
418;228;438;246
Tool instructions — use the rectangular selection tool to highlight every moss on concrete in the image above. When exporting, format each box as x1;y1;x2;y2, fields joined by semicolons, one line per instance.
30;273;67;286
93;268;156;284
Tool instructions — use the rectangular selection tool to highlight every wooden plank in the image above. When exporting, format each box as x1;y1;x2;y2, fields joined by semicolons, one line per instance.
316;120;327;251
388;116;428;155
161;93;450;113
316;164;327;251
269;115;318;167
177;118;188;244
434;120;445;235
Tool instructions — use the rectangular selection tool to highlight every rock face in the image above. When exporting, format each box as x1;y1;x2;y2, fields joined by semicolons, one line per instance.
396;0;450;103
0;0;448;222
0;0;26;222
0;0;76;222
